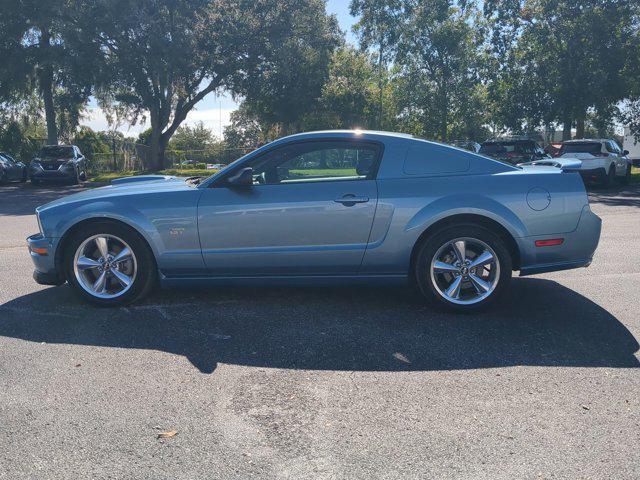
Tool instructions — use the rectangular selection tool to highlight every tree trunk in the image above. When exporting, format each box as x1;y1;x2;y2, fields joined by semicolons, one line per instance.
562;116;572;140
39;28;57;145
575;116;585;139
147;130;165;171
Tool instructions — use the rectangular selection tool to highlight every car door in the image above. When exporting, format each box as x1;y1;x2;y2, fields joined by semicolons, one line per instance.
197;139;382;276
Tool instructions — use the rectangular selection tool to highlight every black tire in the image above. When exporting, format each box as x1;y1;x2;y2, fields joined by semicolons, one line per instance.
620;164;631;185
69;167;80;185
63;221;157;307
0;170;6;184
602;165;615;187
20;169;27;182
414;224;512;313
30;178;40;186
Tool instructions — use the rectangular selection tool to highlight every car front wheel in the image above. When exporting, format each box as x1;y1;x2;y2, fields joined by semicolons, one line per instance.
64;222;156;306
414;225;512;312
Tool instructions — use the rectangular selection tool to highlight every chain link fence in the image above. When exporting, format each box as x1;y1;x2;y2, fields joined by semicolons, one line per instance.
88;143;253;175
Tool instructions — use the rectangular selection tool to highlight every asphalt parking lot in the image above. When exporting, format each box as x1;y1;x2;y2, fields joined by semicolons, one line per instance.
0;182;639;479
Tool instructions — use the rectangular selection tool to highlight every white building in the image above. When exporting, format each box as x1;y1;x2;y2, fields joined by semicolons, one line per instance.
623;126;640;165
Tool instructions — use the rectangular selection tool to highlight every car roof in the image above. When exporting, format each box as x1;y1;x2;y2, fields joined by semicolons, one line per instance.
275;130;415;142
562;139;607;143
483;137;536;144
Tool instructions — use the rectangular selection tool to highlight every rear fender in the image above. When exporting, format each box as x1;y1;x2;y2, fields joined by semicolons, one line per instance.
405;194;528;239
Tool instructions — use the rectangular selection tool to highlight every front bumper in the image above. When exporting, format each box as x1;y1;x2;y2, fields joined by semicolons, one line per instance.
518;205;602;276
27;233;65;285
31;169;76;181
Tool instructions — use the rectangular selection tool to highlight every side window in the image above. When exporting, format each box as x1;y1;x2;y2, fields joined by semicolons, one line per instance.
605;141;620;154
246;141;381;185
404;142;470;175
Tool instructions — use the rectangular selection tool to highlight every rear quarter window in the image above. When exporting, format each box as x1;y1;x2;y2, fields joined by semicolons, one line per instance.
403;143;471;176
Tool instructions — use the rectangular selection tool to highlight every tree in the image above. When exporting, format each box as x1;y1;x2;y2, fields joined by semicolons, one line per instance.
238;0;342;135
350;0;403;129
169;122;218;152
318;47;381;129
485;0;637;139
393;0;485;142
73;127;110;161
223;103;275;151
0;0;92;144
75;0;339;170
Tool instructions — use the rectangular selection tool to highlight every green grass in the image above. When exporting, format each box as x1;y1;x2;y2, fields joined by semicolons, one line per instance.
89;168;216;183
632;166;640;184
289;168;358;177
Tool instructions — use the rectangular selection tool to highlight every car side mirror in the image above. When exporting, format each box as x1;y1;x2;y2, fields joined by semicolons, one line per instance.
623;150;629;156
226;167;253;187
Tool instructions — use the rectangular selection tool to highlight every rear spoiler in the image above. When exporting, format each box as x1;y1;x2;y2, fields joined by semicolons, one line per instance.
518;158;582;172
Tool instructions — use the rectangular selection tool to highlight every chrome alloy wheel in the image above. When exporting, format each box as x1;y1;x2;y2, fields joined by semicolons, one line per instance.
73;234;137;299
429;237;500;305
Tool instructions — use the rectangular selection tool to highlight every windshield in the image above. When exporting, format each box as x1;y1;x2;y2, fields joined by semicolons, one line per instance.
560;142;600;155
38;146;74;158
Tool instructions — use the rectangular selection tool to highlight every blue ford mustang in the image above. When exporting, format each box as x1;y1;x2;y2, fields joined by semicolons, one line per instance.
27;131;601;311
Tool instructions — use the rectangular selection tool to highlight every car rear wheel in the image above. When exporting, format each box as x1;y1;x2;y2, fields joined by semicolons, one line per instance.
414;225;512;312
602;165;615;187
620;164;631;185
64;222;156;306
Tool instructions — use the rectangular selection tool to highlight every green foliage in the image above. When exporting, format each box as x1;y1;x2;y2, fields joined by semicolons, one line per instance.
73;127;111;160
0;0;93;144
485;0;639;138
238;0;342;135
318;47;380;129
168;123;219;152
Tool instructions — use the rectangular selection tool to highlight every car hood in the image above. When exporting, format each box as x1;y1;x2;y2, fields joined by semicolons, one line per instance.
37;175;193;212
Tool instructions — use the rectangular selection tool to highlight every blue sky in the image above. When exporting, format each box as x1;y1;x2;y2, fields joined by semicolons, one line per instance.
85;1;358;135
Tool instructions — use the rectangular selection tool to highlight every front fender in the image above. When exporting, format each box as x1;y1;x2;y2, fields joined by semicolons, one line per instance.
51;201;164;259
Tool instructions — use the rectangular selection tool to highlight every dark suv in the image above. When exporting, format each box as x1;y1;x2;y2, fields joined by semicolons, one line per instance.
479;138;549;165
30;145;87;184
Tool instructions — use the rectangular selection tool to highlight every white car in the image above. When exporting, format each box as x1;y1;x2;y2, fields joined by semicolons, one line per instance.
559;139;632;186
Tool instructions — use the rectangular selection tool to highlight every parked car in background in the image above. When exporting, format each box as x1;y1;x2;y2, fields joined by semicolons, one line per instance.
544;142;563;158
479;137;549;165
559;139;632;186
30;145;87;185
0;152;27;184
451;140;481;153
28;130;601;313
623;127;640;167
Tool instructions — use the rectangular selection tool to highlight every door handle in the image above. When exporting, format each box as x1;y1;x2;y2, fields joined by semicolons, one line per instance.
334;194;369;206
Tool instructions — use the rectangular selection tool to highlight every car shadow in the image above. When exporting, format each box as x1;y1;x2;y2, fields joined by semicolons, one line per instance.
0;183;91;216
588;183;640;208
0;278;638;374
